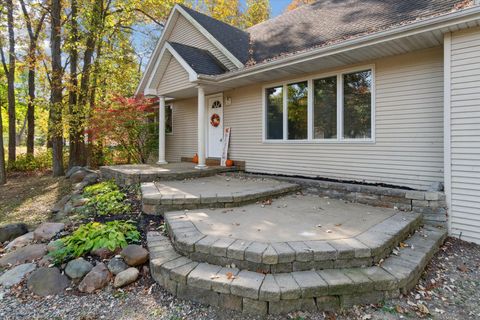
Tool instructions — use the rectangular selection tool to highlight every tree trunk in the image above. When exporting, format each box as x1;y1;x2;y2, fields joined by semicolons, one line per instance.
6;0;16;165
19;0;47;157
68;0;81;169
0;107;6;185
50;0;64;176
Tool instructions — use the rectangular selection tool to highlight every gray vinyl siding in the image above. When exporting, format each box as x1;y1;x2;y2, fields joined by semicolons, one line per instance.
449;27;480;244
157;56;193;95
169;15;236;70
223;47;444;190
165;98;197;162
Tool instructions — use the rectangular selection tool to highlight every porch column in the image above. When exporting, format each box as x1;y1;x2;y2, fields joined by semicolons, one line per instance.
157;95;168;165
196;86;207;169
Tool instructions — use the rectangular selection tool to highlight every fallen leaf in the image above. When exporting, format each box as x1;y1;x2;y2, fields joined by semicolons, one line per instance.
457;263;468;272
417;303;430;314
334;223;342;227
226;272;235;280
395;305;404;314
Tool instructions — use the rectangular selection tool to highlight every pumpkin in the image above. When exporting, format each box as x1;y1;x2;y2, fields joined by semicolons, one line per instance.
192;153;199;164
225;159;234;167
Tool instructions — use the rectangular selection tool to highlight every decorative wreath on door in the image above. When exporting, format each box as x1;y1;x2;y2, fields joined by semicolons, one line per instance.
210;113;220;127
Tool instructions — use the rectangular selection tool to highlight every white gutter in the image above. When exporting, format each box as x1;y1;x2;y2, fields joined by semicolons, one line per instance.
196;6;480;84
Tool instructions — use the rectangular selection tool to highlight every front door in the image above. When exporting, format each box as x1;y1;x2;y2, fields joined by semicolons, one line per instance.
207;94;223;158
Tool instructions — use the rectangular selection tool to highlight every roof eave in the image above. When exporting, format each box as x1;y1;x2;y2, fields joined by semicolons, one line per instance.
197;6;480;84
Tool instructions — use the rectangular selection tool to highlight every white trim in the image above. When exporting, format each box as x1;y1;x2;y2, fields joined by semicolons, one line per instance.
176;5;244;69
136;9;178;95
444;32;452;235
205;93;224;158
143;43;199;95
198;7;480;84
262;64;376;144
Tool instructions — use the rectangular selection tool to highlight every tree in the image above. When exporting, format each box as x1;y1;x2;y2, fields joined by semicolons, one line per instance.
4;0;15;165
201;0;241;26
19;0;47;157
286;0;315;11
49;0;64;176
0;70;6;184
243;0;270;28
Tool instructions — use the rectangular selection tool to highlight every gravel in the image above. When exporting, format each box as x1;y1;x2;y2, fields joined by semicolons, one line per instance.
0;236;479;320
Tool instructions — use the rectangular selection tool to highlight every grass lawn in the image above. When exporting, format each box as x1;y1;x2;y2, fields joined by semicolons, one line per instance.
0;170;71;228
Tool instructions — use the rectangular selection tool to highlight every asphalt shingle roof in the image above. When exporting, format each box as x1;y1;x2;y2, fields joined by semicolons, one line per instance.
181;0;469;69
179;5;251;64
247;0;466;63
169;42;227;75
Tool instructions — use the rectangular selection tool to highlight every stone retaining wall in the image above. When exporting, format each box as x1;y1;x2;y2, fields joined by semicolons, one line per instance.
242;175;448;226
165;211;422;273
148;226;447;315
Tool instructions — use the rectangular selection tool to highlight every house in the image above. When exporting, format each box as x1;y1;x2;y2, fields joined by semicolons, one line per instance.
137;0;480;244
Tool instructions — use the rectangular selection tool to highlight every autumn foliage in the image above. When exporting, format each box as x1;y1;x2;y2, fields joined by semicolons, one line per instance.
89;95;158;164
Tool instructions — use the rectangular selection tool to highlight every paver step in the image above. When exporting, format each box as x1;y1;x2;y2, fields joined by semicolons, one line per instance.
100;163;238;186
164;210;422;272
141;175;300;214
148;225;447;315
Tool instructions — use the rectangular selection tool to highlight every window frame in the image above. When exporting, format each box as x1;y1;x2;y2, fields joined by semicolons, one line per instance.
262;64;375;144
165;104;173;135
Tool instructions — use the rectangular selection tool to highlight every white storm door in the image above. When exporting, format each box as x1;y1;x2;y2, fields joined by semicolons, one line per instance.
206;94;224;158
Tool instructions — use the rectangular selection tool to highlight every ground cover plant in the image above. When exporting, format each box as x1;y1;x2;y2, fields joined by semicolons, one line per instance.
82;181;131;216
50;220;141;264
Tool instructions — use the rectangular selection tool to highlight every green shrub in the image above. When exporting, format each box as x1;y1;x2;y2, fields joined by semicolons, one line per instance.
8;151;52;172
82;181;131;215
83;180;118;197
49;221;141;264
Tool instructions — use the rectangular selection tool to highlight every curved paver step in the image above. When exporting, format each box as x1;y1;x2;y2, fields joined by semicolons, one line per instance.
148;225;447;315
164;210;422;272
141;175;300;214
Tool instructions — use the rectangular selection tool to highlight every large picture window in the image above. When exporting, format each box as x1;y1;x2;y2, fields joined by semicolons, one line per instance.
343;70;372;139
264;66;374;142
287;81;308;140
313;76;337;139
266;86;283;140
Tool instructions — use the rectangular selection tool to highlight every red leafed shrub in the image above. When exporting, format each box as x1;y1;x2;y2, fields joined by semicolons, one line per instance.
89;95;158;164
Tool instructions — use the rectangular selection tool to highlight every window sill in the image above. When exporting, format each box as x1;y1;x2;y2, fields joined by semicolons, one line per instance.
262;139;376;144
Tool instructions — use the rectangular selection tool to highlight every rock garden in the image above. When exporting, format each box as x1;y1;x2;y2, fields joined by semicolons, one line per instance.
0;166;160;305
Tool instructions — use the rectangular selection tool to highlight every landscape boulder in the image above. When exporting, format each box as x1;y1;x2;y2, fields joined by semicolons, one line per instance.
33;222;65;242
65;258;93;279
51;195;71;213
27;267;69;296
0;263;36;288
5;232;34;252
113;267;139;288
70;169;89;183
66;166;82;179
107;257;128;275
0;244;47;267
78;263;111;293
47;239;64;253
0;223;28;243
91;248;115;260
82;173;99;186
120;245;149;266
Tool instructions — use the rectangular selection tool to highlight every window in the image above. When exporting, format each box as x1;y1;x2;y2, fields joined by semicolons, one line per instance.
313;76;337;139
343;70;372;139
287;82;308;140
165;105;173;134
264;66;374;142
266;86;283;139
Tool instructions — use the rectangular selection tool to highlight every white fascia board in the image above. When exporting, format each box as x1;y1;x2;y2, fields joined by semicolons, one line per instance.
197;6;480;84
164;43;198;81
143;43;199;94
175;5;244;69
136;7;179;95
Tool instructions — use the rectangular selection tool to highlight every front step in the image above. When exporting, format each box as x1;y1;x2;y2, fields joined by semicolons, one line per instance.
141;175;300;214
148;225;447;315
165;210;422;272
